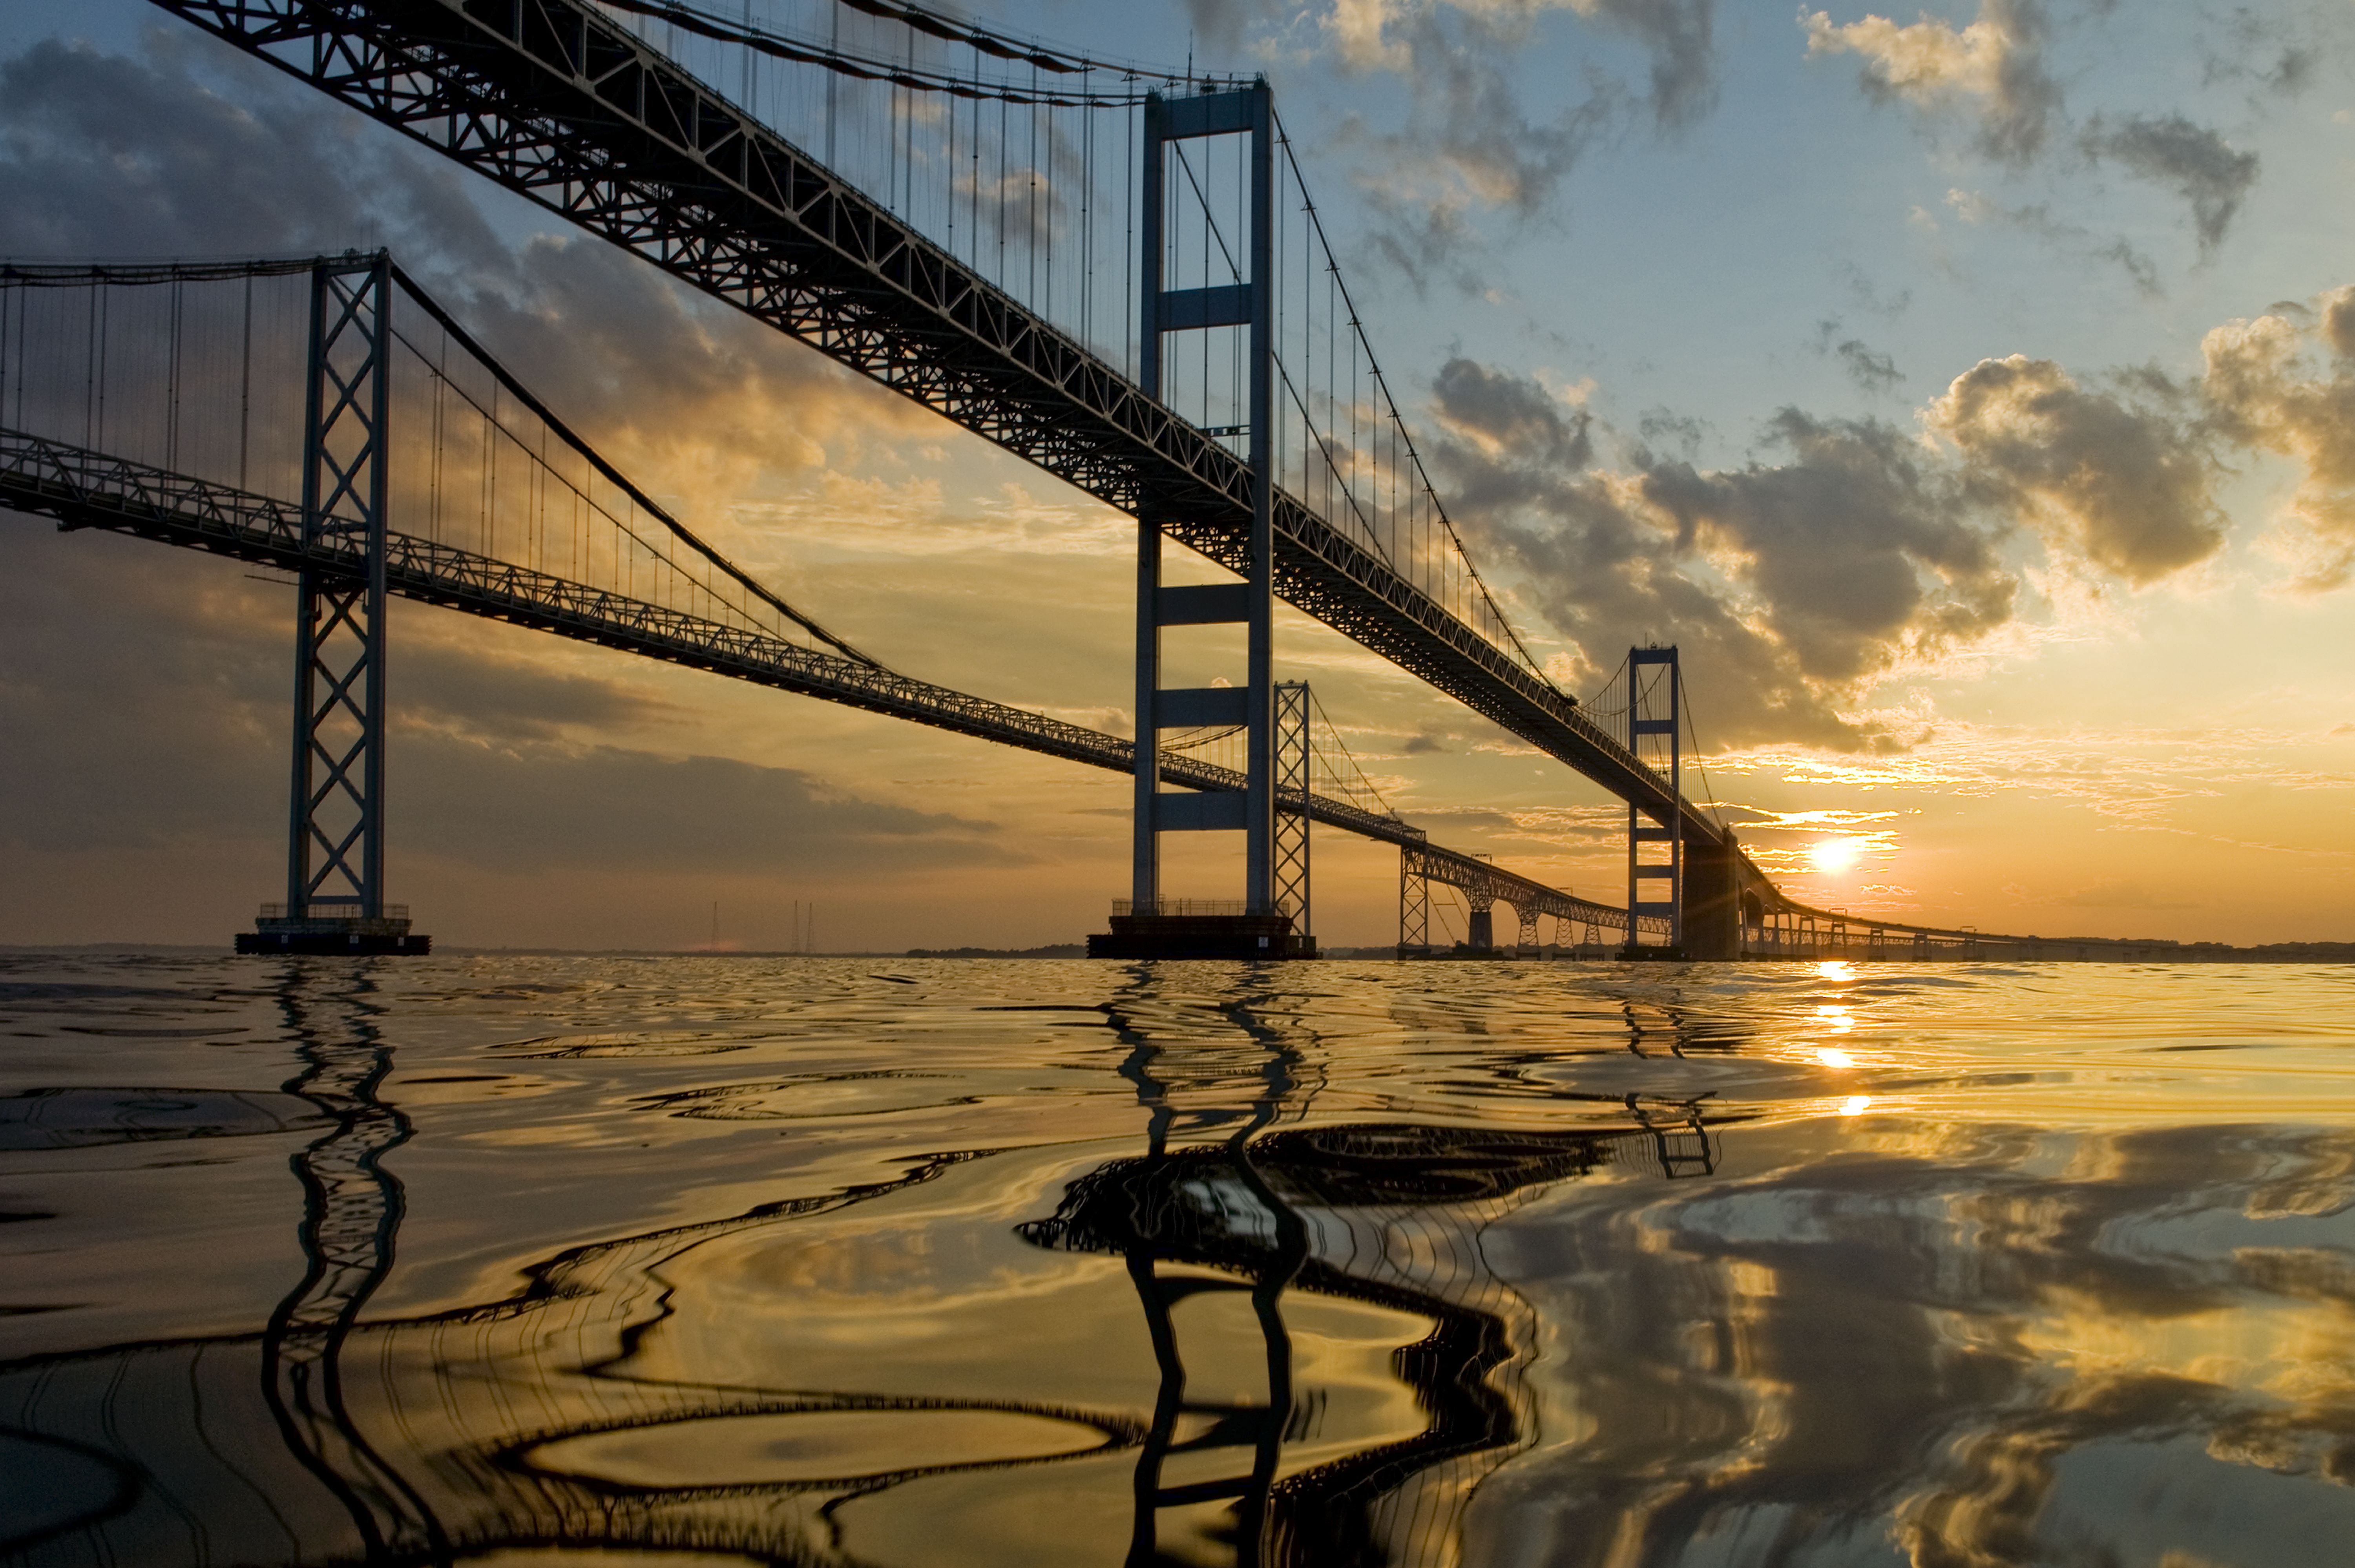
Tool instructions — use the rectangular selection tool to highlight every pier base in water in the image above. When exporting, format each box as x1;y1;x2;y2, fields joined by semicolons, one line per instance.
236;906;431;955
1088;911;1314;960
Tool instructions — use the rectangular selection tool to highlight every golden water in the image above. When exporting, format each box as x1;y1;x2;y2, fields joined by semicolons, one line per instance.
3;954;2352;1566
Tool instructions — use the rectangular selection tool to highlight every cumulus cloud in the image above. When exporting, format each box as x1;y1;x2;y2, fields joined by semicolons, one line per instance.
1803;0;2060;164
2082;113;2259;255
1426;340;2261;748
1926;354;2224;583
1426;358;2017;748
2201;291;2355;590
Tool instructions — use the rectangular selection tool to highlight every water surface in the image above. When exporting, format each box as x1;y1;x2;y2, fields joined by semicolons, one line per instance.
2;954;2352;1566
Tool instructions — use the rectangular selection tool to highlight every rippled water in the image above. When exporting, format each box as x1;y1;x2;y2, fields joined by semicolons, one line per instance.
3;954;2353;1567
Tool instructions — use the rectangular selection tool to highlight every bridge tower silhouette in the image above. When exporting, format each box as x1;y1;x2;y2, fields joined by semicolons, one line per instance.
241;254;427;955
1096;81;1311;960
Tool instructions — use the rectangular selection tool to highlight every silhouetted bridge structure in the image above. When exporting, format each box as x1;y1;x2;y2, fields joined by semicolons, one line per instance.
0;0;2168;961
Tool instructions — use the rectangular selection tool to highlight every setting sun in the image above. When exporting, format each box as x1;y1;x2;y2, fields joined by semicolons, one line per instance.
1809;837;1864;874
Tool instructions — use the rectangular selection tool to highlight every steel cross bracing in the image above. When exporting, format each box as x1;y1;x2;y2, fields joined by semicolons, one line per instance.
143;0;1727;852
288;255;393;924
0;425;1609;920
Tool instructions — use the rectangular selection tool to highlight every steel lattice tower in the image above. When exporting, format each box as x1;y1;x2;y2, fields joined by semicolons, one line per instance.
286;254;392;925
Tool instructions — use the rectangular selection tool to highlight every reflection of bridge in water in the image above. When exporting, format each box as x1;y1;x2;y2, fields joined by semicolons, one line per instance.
0;971;1729;1568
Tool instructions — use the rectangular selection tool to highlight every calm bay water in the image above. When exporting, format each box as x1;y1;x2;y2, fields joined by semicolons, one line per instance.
2;953;2353;1567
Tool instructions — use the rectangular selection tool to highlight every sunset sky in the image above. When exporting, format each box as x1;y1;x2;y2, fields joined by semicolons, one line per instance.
2;0;2352;951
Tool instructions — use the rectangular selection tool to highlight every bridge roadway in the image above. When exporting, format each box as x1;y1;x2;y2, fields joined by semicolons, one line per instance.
0;426;1654;941
149;0;1732;857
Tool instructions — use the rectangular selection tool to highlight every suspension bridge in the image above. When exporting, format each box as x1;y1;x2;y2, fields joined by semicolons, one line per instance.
0;0;2168;962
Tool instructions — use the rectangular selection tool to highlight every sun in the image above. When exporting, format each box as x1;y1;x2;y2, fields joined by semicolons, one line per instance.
1809;837;1864;874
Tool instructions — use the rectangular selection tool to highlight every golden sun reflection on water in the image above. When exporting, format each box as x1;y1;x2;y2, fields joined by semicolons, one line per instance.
2;955;2353;1567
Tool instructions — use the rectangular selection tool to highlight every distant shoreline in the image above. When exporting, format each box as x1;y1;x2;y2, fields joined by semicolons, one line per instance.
3;942;2350;963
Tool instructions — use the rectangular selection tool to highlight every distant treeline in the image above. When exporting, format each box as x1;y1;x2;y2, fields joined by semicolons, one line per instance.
903;945;1089;959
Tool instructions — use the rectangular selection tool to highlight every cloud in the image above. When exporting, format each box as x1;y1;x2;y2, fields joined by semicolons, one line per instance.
1803;0;2060;164
1313;2;1720;290
1836;340;1905;394
2201;292;2355;590
403;739;1019;875
1428;336;2265;749
1813;323;1906;394
1570;0;1722;131
1926;355;2224;584
1328;0;1718;130
1431;357;1596;466
1944;188;2162;294
2082;113;2260;255
0;34;504;267
1427;360;2018;750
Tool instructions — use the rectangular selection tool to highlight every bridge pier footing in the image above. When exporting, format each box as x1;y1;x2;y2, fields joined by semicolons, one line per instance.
1683;832;1742;961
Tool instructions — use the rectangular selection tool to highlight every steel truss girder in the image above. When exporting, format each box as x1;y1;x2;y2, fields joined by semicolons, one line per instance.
143;0;1723;851
3;428;1571;910
1400;840;1660;939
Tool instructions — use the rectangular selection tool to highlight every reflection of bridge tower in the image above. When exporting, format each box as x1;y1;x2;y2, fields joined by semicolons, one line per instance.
1105;1015;1307;1563
1625;645;1684;958
1024;992;1723;1567
261;964;448;1560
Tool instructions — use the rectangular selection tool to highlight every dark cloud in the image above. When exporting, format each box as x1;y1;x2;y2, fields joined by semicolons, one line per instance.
2083;113;2260;255
1836;339;1904;394
1574;0;1720;132
1427;361;2017;749
0;518;1010;876
1426;342;2257;747
1431;357;1594;468
1812;323;1905;394
1928;354;2224;583
1944;189;2161;296
403;739;1017;876
397;642;676;744
0;33;505;268
2198;4;2341;101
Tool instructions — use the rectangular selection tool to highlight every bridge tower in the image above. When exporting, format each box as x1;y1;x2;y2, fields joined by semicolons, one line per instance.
1625;646;1683;957
1098;78;1307;960
239;253;427;956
